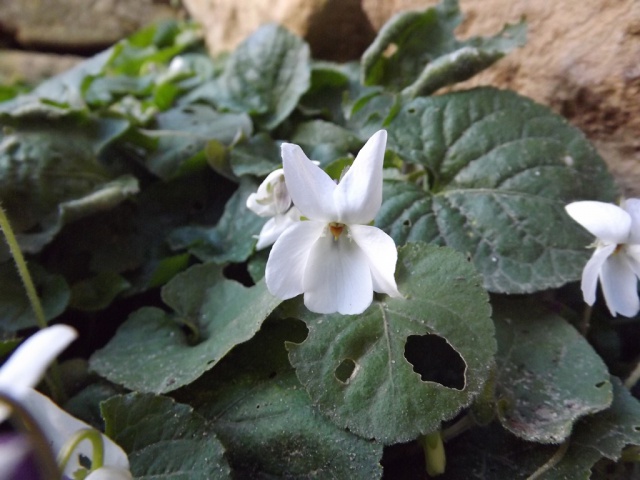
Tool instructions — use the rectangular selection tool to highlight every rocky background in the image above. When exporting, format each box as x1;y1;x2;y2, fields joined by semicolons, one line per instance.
1;0;638;195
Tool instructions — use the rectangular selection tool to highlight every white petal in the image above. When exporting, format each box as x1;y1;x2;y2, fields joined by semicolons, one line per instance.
20;389;130;475
349;224;402;298
565;201;631;244
266;221;325;300
334;130;386;224
302;234;373;314
246;192;277;217
623;198;640;244
281;143;337;221
256;207;301;250
246;169;289;217
600;251;640;317
0;325;77;396
581;244;615;305
86;467;133;480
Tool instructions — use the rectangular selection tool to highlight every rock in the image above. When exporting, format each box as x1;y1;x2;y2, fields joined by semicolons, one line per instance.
0;50;82;86
180;0;376;61
363;0;640;196
0;0;183;52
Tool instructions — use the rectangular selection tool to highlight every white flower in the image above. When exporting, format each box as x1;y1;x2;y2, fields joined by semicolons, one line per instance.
246;168;297;250
265;129;402;314
565;199;640;317
0;325;131;479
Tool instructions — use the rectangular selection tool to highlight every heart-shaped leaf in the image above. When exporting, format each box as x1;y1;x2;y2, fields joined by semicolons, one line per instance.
379;88;617;293
287;243;494;444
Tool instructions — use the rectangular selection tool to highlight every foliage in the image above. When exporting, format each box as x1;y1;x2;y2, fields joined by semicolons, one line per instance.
0;1;637;478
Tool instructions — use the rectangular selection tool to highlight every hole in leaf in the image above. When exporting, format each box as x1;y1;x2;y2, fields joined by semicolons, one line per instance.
404;334;466;390
595;381;607;388
403;218;412;227
335;358;357;384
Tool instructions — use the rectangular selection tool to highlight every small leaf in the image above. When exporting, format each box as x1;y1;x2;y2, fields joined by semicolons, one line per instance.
493;297;612;443
168;178;265;264
379;88;617;293
361;0;525;94
102;393;231;479
69;272;131;312
287;243;494;444
90;262;281;393
177;318;384;479
215;24;311;130
228;133;281;177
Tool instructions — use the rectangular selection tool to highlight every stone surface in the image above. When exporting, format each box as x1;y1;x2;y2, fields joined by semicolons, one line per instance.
181;0;376;61
0;50;82;86
0;0;183;52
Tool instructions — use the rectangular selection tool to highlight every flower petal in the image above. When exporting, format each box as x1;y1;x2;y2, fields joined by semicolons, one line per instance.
266;220;325;300
302;234;373;314
565;201;631;244
623;198;640;244
600;251;640;317
256;207;301;250
334;130;386;224
0;325;77;396
349;224;401;298
20;389;130;475
86;467;133;480
281;143;337;221
581;244;615;305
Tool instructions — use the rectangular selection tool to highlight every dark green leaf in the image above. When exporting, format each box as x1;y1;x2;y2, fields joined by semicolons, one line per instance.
361;0;526;95
90;262;281;393
169;179;265;264
0;262;69;332
379;88;617;293
69;272;131;311
287;243;494;444
176;318;384;479
493;297;612;443
215;24;311;130
102;393;231;479
228;133;281;177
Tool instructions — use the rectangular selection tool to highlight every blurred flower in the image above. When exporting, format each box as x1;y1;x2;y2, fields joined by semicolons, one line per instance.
266;130;401;314
0;325;131;479
565;199;640;317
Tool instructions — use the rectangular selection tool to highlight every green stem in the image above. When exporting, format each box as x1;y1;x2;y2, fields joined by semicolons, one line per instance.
527;441;569;479
57;428;105;474
0;204;47;328
0;204;66;404
419;430;446;477
579;304;592;336
625;358;640;389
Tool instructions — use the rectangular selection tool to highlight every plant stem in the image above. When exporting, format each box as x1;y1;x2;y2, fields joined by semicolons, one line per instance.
0;204;67;404
625;358;640;389
527;441;569;479
579;304;592;336
0;204;47;329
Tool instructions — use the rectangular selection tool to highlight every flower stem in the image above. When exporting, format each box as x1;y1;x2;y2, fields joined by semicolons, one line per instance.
0;204;66;404
419;430;446;476
57;428;105;474
527;441;569;479
625;358;640;389
578;304;592;336
0;204;47;329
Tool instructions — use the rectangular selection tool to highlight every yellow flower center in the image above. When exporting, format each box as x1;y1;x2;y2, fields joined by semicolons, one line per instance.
329;222;345;240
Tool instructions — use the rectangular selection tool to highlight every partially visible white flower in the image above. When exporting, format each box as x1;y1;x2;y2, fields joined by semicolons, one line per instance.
0;325;131;479
265;130;402;315
256;206;302;250
247;168;291;218
565;199;640;317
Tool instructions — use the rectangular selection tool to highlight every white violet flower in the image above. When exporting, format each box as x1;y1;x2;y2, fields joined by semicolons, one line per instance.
246;168;300;249
0;325;131;479
265;129;402;314
565;199;640;317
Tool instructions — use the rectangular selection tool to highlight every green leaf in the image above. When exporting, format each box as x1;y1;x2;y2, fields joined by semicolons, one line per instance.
168;178;265;264
102;393;231;479
379;88;617;293
0;262;69;332
215;24;311;130
228;133;281;177
176;318;384;479
493;297;612;443
290;120;365;164
69;272;131;312
90;262;281;393
141;105;252;180
287;243;494;444
361;0;526;95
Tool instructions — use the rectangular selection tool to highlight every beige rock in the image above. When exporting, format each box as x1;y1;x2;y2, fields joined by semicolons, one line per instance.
0;50;82;86
363;0;640;196
0;0;183;51
181;0;376;61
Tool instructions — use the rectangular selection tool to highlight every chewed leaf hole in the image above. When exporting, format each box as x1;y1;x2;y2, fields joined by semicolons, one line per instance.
335;358;357;384
404;334;466;390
